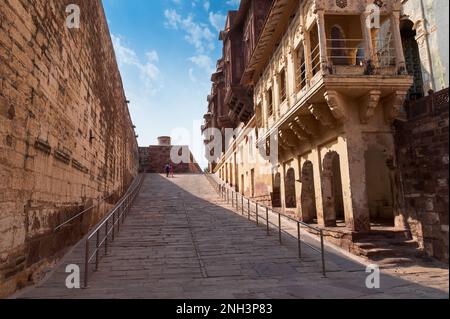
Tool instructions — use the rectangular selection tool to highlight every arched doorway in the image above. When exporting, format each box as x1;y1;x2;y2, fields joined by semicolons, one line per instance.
285;168;297;208
272;172;282;207
401;19;424;100
321;152;345;227
365;146;394;226
301;161;317;223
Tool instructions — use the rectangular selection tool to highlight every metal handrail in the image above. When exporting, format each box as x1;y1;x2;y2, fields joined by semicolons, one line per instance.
54;193;115;232
82;174;144;288
204;174;326;276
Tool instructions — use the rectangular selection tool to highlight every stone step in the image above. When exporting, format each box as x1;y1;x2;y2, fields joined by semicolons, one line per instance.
352;237;422;264
377;257;416;266
357;247;400;258
353;230;412;242
355;239;419;250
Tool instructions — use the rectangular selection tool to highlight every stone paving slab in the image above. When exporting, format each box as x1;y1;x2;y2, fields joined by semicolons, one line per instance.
14;174;449;299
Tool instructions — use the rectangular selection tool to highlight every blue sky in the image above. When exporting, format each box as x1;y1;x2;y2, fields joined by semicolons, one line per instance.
103;0;241;168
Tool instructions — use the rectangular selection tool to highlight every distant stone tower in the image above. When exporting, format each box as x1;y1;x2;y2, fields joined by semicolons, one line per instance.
158;136;171;146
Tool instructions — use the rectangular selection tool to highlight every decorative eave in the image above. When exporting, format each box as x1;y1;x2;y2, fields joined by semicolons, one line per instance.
231;0;252;31
241;0;298;86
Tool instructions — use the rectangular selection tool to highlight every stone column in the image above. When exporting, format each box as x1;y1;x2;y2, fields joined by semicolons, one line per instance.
303;34;313;82
287;46;296;106
279;164;286;211
273;72;280;120
390;11;407;74
340;133;371;232
360;11;374;64
316;10;329;74
294;157;302;219
262;93;269;129
311;148;325;227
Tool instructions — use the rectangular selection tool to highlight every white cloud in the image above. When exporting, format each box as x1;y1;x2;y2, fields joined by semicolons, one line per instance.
208;11;226;32
111;34;161;95
164;8;182;29
226;0;240;7
188;68;197;82
164;9;215;53
146;50;159;62
189;54;215;74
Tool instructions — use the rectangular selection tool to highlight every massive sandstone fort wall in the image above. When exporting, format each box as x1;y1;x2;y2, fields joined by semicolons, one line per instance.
0;0;139;296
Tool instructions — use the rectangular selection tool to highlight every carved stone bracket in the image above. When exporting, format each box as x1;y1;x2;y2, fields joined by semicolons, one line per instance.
324;90;347;122
382;90;408;123
359;89;381;124
309;103;336;127
294;114;319;136
288;121;310;141
279;129;299;148
277;131;292;151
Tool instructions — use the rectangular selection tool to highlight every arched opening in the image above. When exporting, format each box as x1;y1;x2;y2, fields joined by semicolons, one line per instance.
330;25;347;66
365;146;394;227
272;172;282;207
284;168;297;209
321;152;345;227
401;19;424;101
301;161;317;223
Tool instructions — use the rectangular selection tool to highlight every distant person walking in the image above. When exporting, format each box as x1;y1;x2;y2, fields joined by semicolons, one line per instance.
169;163;175;178
164;163;170;177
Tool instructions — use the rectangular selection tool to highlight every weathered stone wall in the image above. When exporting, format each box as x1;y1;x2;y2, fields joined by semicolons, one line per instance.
395;88;449;261
402;0;449;92
0;0;139;297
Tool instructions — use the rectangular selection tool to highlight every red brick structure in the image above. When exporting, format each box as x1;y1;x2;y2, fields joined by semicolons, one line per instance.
202;0;273;172
139;137;202;174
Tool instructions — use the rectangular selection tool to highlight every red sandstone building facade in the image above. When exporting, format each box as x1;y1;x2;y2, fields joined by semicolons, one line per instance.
203;0;449;262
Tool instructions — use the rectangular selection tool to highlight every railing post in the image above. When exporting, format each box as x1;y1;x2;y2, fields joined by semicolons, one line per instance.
247;199;250;221
266;207;269;235
95;231;100;271
320;229;326;277
231;191;234;207
241;195;244;215
256;203;259;226
117;209;120;233
112;211;115;240
105;221;108;255
297;222;302;259
278;213;282;244
84;239;89;288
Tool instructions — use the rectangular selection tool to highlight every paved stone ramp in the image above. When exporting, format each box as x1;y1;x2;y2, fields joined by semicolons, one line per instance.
16;174;448;299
